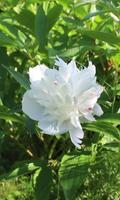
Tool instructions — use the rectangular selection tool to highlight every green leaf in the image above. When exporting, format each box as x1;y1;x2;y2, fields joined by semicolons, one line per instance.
103;141;120;153
0;105;24;124
0;111;24;124
33;164;53;200
34;4;62;49
35;5;48;49
0;48;8;97
0;31;15;46
0;22;25;48
59;47;80;57
47;4;63;31
2;65;30;90
14;9;35;33
84;121;120;140
98;113;120;125
0;160;42;181
79;28;120;44
59;151;91;200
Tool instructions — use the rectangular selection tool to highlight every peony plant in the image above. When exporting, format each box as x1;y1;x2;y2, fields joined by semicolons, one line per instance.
22;57;103;147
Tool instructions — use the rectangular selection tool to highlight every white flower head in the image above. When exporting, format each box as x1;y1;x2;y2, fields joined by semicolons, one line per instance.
22;57;104;148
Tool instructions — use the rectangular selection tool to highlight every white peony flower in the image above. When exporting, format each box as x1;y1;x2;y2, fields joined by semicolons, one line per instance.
22;57;103;147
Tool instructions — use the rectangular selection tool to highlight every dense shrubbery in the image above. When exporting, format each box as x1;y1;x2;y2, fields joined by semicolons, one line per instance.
0;0;120;199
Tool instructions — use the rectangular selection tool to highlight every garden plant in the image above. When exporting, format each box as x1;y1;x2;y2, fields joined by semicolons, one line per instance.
0;0;120;200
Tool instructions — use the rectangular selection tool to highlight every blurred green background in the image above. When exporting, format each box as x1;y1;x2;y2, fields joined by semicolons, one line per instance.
0;0;120;199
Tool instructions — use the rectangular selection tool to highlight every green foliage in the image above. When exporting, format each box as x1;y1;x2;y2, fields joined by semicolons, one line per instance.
0;0;120;199
33;164;53;200
35;5;48;50
59;151;92;200
0;160;42;181
3;65;30;90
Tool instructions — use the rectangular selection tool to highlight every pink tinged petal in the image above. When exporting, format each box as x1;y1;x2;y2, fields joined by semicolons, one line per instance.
79;92;97;114
69;124;84;148
22;90;44;121
78;86;103;115
29;64;48;83
93;103;103;116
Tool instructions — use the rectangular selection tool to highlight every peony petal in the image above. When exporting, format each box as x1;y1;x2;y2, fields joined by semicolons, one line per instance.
93;103;103;116
70;115;81;128
29;64;47;83
22;90;44;121
68;60;78;73
55;57;78;82
78;61;96;80
69;124;84;148
84;113;96;121
72;61;97;97
38;119;69;135
55;56;67;68
78;86;103;115
87;61;96;77
38;120;58;135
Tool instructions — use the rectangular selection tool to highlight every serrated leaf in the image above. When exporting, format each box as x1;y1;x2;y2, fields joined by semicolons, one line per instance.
59;151;91;200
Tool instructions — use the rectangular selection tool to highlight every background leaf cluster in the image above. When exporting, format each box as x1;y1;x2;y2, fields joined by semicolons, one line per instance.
0;0;120;199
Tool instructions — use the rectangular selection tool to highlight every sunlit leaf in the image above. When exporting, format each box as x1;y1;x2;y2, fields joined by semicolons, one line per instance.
47;4;63;31
79;28;120;44
0;160;42;181
59;151;91;200
84;121;120;140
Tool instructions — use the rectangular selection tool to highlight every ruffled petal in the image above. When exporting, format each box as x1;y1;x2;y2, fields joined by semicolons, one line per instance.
93;103;103;116
55;57;78;82
55;56;67;68
87;61;96;77
72;61;96;96
38;119;69;135
69;124;84;148
84;113;96;121
68;60;79;74
78;86;103;114
38;120;58;135
29;64;47;83
22;90;44;121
